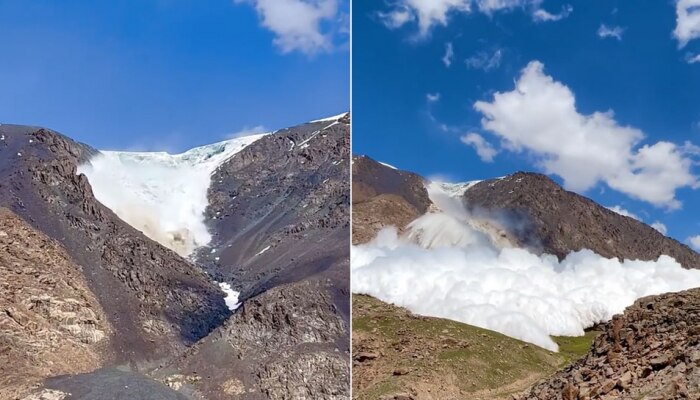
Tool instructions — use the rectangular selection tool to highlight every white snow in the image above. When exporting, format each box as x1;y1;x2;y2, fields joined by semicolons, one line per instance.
351;183;700;351
432;180;483;197
378;161;398;170
309;112;348;123
297;130;320;149
218;282;241;310
77;133;267;257
255;245;271;256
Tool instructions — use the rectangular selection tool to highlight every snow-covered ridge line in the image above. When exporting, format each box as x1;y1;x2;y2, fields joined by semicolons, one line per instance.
77;133;268;257
309;112;349;123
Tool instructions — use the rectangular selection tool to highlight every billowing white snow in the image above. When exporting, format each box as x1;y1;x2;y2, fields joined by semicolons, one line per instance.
218;282;241;311
77;133;266;256
351;183;700;351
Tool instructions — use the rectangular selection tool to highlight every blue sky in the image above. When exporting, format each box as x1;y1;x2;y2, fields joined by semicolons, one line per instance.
353;0;700;246
0;0;349;151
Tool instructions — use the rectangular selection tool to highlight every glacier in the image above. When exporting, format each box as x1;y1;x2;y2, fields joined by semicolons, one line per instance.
77;133;266;257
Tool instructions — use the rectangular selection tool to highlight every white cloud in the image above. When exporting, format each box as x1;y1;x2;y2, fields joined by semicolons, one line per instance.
379;0;471;35
674;0;700;48
606;205;640;221
689;235;700;250
597;24;625;40
465;49;503;71
228;125;267;139
473;61;699;209
442;42;454;67
235;0;345;55
461;132;499;162
687;53;700;63
651;221;668;235
475;0;522;13
426;92;441;102
531;3;572;22
379;0;571;35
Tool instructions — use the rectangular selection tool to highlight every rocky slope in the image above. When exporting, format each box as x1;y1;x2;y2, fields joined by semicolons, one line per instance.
158;280;348;400
200;114;350;305
352;295;596;400
168;114;351;399
0;207;111;398
463;172;700;269
351;155;430;244
0;125;229;366
519;288;700;399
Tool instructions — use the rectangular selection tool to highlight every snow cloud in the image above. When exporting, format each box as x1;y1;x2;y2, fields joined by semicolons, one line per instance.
674;0;700;48
461;132;499;162
689;235;700;250
473;61;699;209
442;42;454;67
651;221;668;235
235;0;346;55
597;24;625;40
465;49;503;71
607;205;640;221
352;186;700;351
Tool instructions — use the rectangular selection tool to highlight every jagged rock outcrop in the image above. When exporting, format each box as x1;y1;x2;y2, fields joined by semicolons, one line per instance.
0;125;229;364
0;208;111;399
159;280;349;400
519;288;700;399
200;114;350;303
351;155;430;244
463;172;700;269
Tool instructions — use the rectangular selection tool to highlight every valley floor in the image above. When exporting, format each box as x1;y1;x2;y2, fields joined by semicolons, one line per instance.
352;295;598;400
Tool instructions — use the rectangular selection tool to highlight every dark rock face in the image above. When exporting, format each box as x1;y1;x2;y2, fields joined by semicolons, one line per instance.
0;207;111;399
160;280;349;400
200;115;350;303
174;114;351;399
519;288;700;400
463;172;700;269
351;156;431;244
352;155;430;213
0;125;230;364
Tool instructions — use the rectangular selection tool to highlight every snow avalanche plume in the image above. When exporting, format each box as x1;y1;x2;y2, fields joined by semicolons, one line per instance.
351;182;700;351
77;134;266;257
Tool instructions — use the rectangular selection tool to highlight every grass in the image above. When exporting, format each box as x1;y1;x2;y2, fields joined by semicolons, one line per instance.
352;295;599;400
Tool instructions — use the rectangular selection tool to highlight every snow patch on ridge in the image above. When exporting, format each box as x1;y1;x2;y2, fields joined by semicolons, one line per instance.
77;133;267;256
351;183;700;351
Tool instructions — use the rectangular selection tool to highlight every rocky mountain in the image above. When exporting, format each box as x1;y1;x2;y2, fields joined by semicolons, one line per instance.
0;114;349;399
158;114;351;400
0;125;229;366
463;172;700;269
351;155;430;244
520;288;700;399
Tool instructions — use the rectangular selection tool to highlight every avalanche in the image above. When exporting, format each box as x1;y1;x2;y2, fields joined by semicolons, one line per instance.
77;133;266;257
351;182;700;351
